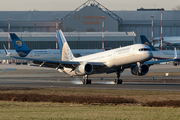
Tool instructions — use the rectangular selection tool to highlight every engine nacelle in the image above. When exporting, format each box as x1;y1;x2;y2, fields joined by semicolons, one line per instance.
75;63;93;75
131;64;149;76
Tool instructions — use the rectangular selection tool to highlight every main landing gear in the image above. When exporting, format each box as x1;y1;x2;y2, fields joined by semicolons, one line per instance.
82;75;91;84
114;69;123;84
82;68;124;85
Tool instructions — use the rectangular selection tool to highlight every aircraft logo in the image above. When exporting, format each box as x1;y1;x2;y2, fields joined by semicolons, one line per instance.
16;40;22;48
62;42;74;61
144;42;150;46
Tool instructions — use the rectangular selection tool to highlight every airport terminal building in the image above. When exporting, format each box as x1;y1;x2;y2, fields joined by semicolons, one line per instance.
0;0;180;50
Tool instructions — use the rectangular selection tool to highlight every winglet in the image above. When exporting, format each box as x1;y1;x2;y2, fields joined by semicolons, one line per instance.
3;45;11;57
174;47;177;59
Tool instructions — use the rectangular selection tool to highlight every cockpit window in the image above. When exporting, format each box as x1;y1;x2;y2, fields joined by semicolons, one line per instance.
139;48;151;51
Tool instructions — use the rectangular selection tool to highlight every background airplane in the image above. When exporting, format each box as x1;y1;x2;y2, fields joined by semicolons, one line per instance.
153;36;180;47
140;35;180;66
6;30;176;85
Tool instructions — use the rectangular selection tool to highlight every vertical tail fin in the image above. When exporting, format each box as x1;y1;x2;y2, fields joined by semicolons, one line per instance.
10;33;31;57
57;30;74;61
140;35;157;51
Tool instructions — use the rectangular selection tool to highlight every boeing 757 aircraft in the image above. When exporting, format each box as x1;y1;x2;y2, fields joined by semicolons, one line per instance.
8;33;104;60
140;35;180;66
5;30;176;84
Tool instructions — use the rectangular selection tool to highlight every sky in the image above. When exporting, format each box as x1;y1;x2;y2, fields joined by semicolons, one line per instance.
0;0;179;11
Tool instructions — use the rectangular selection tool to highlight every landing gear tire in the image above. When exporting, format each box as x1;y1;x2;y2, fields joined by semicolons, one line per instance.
88;79;91;84
114;79;123;84
83;80;85;84
83;79;91;84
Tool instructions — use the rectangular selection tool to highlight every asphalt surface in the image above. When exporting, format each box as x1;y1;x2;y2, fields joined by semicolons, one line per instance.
0;64;180;91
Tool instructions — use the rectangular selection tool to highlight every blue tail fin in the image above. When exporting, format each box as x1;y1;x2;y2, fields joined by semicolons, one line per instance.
57;30;74;61
10;33;31;57
140;35;157;51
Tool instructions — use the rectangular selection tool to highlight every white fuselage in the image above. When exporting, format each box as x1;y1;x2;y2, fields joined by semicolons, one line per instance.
62;44;153;76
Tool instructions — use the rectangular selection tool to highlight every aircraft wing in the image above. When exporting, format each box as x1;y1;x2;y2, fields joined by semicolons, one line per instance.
9;56;105;69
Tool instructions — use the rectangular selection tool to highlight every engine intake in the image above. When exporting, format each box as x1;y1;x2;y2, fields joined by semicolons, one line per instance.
75;63;93;75
131;64;149;76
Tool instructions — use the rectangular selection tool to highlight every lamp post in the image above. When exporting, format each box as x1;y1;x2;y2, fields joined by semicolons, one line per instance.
8;18;10;50
102;16;105;49
161;8;163;50
151;15;154;46
56;17;58;50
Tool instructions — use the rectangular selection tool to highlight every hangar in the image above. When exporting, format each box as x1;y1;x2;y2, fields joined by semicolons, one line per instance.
0;0;180;50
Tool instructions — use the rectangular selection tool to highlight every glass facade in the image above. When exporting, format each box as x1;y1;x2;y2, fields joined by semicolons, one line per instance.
1;41;133;50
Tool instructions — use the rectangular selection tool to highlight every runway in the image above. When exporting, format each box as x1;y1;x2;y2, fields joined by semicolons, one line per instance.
0;64;180;91
1;79;180;91
0;78;180;91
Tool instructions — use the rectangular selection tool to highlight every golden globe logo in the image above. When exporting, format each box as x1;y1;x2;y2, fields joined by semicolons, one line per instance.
16;40;22;48
144;42;150;46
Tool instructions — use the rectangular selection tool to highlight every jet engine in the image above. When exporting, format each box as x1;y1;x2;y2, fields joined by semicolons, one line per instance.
131;64;149;76
75;63;93;75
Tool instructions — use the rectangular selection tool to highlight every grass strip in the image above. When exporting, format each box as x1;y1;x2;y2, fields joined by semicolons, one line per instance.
0;93;137;104
0;101;180;120
144;100;180;107
1;88;180;107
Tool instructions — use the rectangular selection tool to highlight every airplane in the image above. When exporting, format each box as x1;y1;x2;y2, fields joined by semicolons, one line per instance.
140;35;180;66
153;36;180;47
5;30;176;84
8;33;104;61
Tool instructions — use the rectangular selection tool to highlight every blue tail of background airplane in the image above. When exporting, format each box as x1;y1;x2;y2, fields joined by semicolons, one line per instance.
140;35;157;51
57;30;74;61
10;33;31;57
